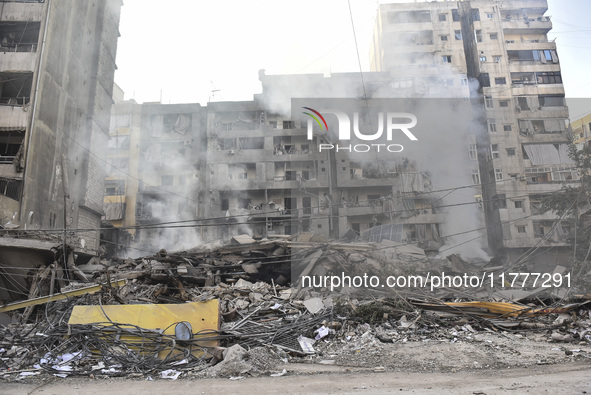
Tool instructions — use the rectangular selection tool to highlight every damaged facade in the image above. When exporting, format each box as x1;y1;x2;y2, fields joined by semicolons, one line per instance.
370;0;574;262
104;93;206;252
0;0;122;252
106;89;451;251
103;0;574;265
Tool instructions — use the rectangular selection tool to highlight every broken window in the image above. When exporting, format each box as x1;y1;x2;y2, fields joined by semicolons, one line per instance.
503;124;512;132
439;13;447;21
508;50;536;61
239;198;251;209
442;55;452;63
454;30;462;40
479;73;490;88
511;72;536;85
485;96;493;109
472;9;480;21
536;72;562;84
0;72;33;105
539;95;565;107
452;9;460;22
0;130;24;164
105;180;125;196
494;193;506;208
219;138;236;150
514;200;523;209
239;137;264;150
495;77;506;85
388;10;431;23
440;35;448;41
0;22;40;52
479;55;487;62
506;148;516;156
367;194;381;206
302;197;312;215
490;33;498;40
282;121;295;129
221;199;229;211
285;170;297;181
529;196;544;214
519;120;566;135
229;164;249;180
517;96;531;111
533;221;546;238
517;225;526;233
107;135;130;150
499;100;509;108
475;30;483;42
0;177;22;201
494;55;502;63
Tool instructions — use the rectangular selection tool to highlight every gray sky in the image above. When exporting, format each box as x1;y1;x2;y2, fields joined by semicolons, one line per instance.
114;0;591;113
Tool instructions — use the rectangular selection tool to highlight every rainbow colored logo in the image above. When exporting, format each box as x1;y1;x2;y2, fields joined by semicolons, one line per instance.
302;107;328;132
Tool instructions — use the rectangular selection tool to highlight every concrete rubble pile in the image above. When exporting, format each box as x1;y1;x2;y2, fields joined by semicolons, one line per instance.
0;234;590;381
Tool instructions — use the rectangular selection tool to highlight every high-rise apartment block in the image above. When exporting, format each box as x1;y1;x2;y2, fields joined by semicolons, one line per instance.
371;0;573;261
0;0;122;251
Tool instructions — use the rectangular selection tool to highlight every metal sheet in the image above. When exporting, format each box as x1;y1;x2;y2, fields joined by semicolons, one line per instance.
68;299;220;358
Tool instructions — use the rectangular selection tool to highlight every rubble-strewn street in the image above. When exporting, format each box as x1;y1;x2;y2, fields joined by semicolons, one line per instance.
0;236;590;388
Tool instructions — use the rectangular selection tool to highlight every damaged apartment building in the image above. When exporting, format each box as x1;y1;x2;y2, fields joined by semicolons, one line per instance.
105;90;205;252
108;72;458;250
369;0;574;262
0;0;122;252
106;0;573;263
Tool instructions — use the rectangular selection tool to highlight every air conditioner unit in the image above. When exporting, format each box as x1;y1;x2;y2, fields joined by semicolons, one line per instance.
519;176;527;181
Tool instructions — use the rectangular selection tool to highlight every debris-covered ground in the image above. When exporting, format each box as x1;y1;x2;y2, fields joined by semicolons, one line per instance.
1;235;590;387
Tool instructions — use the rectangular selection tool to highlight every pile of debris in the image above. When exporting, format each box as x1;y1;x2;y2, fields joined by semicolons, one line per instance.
0;234;590;381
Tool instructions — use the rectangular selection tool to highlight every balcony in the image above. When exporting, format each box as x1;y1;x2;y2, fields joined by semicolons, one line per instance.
339;204;385;217
0;51;37;72
502;16;552;35
504;40;556;51
0;105;28;129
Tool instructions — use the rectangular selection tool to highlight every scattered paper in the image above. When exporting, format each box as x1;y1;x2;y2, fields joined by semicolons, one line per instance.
101;367;121;374
298;335;315;354
161;369;182;380
314;325;334;341
270;369;287;377
19;372;40;376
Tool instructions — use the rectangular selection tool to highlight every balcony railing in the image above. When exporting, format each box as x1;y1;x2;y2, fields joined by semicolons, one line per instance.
0;97;30;106
0;43;37;53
